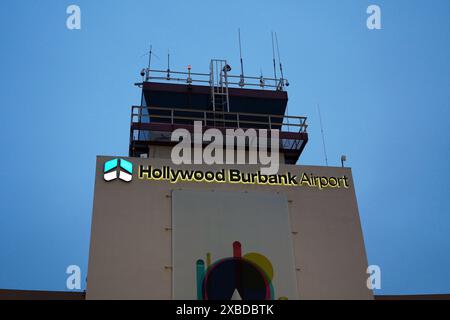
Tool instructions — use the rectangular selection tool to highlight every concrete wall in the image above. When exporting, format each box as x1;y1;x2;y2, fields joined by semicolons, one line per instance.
86;156;373;300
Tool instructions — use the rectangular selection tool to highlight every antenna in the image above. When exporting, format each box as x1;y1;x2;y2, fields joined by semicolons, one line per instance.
140;45;156;81
141;46;160;61
147;45;153;70
146;45;152;81
275;32;286;90
271;32;278;87
318;104;329;166
238;28;245;87
274;32;290;127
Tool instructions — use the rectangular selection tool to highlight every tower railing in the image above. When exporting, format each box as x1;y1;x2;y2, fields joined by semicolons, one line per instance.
131;106;307;133
140;66;288;90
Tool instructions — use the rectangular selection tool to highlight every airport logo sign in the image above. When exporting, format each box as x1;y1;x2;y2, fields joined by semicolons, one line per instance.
104;159;133;182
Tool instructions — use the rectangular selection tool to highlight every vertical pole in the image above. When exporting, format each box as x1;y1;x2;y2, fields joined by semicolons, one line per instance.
275;32;285;90
147;45;153;81
318;104;329;166
271;32;278;87
238;28;245;87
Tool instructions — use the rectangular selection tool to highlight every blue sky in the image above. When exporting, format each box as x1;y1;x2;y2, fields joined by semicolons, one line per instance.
0;0;449;295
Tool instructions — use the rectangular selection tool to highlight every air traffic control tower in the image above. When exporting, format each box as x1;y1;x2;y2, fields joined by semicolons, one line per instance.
86;59;373;300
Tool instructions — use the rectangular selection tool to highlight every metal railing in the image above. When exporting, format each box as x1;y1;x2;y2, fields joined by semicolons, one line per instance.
131;106;308;133
139;68;289;90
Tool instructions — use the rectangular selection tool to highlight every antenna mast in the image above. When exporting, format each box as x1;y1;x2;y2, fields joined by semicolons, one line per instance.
238;29;245;87
146;45;153;81
318;104;329;166
147;45;153;69
271;32;278;87
275;32;285;90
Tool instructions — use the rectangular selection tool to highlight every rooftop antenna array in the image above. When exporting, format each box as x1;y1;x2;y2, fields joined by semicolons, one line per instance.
138;32;289;90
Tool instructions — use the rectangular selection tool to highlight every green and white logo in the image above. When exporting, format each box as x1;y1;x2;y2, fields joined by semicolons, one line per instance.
104;159;133;182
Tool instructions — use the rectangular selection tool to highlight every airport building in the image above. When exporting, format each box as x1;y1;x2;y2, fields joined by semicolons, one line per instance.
85;59;373;300
1;57;449;301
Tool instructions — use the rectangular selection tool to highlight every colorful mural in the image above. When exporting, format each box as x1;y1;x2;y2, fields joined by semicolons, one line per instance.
172;190;298;300
196;241;287;300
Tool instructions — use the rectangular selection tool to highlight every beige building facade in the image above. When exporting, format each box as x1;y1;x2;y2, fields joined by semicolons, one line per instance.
86;156;373;300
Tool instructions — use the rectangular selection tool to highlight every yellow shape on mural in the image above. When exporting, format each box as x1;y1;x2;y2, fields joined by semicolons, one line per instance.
243;252;274;281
